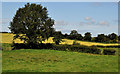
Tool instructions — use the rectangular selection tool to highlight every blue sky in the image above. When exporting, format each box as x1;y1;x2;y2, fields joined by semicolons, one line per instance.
1;2;118;36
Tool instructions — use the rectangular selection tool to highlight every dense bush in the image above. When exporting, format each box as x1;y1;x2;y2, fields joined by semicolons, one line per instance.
103;49;116;55
11;43;118;55
52;45;101;54
11;43;53;50
11;43;101;54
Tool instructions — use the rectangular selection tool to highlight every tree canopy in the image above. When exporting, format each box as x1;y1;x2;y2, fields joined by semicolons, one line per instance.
84;32;92;41
9;3;55;46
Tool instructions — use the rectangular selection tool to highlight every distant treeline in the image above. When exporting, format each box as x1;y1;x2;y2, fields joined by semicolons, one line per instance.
1;31;119;43
53;30;119;43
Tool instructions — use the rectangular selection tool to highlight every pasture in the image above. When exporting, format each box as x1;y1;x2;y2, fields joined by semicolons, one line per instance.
1;33;119;46
2;49;118;72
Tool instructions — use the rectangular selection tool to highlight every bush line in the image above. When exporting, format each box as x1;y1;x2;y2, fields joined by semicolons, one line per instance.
9;43;117;55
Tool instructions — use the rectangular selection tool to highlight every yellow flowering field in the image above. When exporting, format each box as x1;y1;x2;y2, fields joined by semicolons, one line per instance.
1;33;119;46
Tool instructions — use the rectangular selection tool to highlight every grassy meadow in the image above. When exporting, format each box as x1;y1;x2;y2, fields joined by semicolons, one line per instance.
1;33;119;72
2;49;118;72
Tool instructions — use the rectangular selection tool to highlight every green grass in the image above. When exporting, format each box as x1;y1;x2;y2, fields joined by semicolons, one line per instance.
1;43;12;51
2;49;118;72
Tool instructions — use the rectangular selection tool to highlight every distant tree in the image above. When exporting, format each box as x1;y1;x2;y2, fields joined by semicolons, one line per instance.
84;32;92;41
63;33;68;38
97;34;105;42
118;35;120;42
104;35;110;43
70;30;78;36
91;37;97;42
108;33;118;40
9;3;54;47
69;30;78;39
53;31;63;45
76;34;83;40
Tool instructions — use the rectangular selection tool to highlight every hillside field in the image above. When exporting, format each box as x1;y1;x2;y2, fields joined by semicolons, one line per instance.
1;33;119;46
2;49;118;72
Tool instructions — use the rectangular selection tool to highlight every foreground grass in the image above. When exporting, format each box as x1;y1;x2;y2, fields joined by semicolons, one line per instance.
1;33;119;46
2;49;118;72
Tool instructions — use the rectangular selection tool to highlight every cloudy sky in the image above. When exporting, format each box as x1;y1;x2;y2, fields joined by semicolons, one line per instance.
1;2;118;36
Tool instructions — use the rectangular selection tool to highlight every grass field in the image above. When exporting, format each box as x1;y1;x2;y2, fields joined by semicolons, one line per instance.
1;33;119;46
2;49;118;72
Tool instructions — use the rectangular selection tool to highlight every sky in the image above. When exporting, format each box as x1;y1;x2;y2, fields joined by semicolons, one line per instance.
1;2;118;37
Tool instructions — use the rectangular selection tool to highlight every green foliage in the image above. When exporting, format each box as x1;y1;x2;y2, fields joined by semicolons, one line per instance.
11;43;53;50
53;31;63;45
70;30;78;36
97;34;105;42
118;35;120;41
9;42;118;55
69;30;83;40
9;3;54;46
52;45;101;54
108;33;118;40
84;32;91;41
95;33;118;43
103;49;116;55
64;32;119;43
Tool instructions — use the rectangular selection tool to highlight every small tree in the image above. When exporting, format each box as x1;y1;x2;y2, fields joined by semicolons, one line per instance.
9;3;54;47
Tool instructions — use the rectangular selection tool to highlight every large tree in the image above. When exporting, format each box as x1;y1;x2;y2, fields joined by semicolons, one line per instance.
9;3;54;45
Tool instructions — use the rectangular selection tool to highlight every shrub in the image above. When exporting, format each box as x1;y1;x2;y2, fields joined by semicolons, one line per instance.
11;43;101;54
52;45;101;54
103;49;116;55
11;43;53;50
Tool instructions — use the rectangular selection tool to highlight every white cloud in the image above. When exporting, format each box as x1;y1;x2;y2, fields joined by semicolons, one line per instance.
55;20;68;26
85;16;92;21
98;21;109;26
